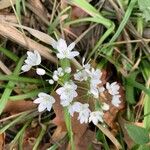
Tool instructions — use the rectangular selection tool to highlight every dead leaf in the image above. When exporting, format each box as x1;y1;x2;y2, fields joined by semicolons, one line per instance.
0;22;57;63
4;100;36;114
6;22;56;46
0;0;16;10
71;6;88;20
23;126;40;150
0;14;17;23
0;133;5;150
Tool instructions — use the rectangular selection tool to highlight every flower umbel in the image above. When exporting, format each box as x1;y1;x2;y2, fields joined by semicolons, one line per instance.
34;92;55;112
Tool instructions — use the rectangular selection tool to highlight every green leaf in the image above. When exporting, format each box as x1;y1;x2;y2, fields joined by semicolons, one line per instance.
138;0;150;21
125;124;150;144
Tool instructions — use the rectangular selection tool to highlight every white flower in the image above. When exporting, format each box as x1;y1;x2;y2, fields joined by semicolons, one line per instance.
21;50;41;72
36;68;46;75
21;64;32;72
65;67;71;73
89;111;104;125
53;74;59;81
82;57;91;71
52;67;64;81
98;86;105;93
48;79;54;84
56;81;78;106
102;103;109;111
89;68;102;85
77;103;91;124
74;58;91;82
74;69;89;81
55;39;79;59
34;92;55;112
106;82;120;95
112;95;121;107
89;84;99;98
88;68;102;98
68;102;82;116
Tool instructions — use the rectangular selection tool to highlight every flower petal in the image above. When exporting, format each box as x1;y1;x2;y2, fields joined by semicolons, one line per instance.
36;68;46;75
57;39;67;52
38;103;46;112
67;42;75;51
21;64;32;72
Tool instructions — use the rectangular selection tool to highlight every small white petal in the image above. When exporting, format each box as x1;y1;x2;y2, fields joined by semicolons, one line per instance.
53;74;59;81
57;39;67;52
38;103;46;112
49;79;54;84
67;42;75;51
65;67;71;73
34;50;41;65
68;51;79;59
98;87;105;93
34;98;43;104
112;95;121;107
21;64;32;72
89;111;104;125
102;103;109;111
36;68;46;75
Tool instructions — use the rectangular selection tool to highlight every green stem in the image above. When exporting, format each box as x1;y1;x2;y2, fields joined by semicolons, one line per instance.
33;124;47;150
60;58;75;150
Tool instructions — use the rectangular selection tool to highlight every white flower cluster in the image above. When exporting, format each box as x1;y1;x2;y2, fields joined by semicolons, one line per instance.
106;82;121;107
21;38;122;126
48;67;71;84
74;60;104;98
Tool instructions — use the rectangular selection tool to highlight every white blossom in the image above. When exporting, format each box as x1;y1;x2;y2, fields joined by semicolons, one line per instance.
36;68;46;75
56;81;78;106
89;84;99;98
112;95;121;107
88;68;103;98
21;50;41;72
48;79;54;85
74;69;89;81
106;82;120;95
65;67;71;73
77;103;91;124
52;67;64;81
74;58;91;82
89;68;102;85
102;103;109;111
68;102;82;116
34;92;55;112
82;57;91;71
53;74;59;81
98;86;105;93
89;111;104;125
55;39;79;59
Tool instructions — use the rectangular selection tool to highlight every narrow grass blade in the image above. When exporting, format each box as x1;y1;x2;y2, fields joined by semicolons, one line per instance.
9;87;51;101
0;56;24;115
0;47;19;62
141;60;150;131
0;75;44;84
